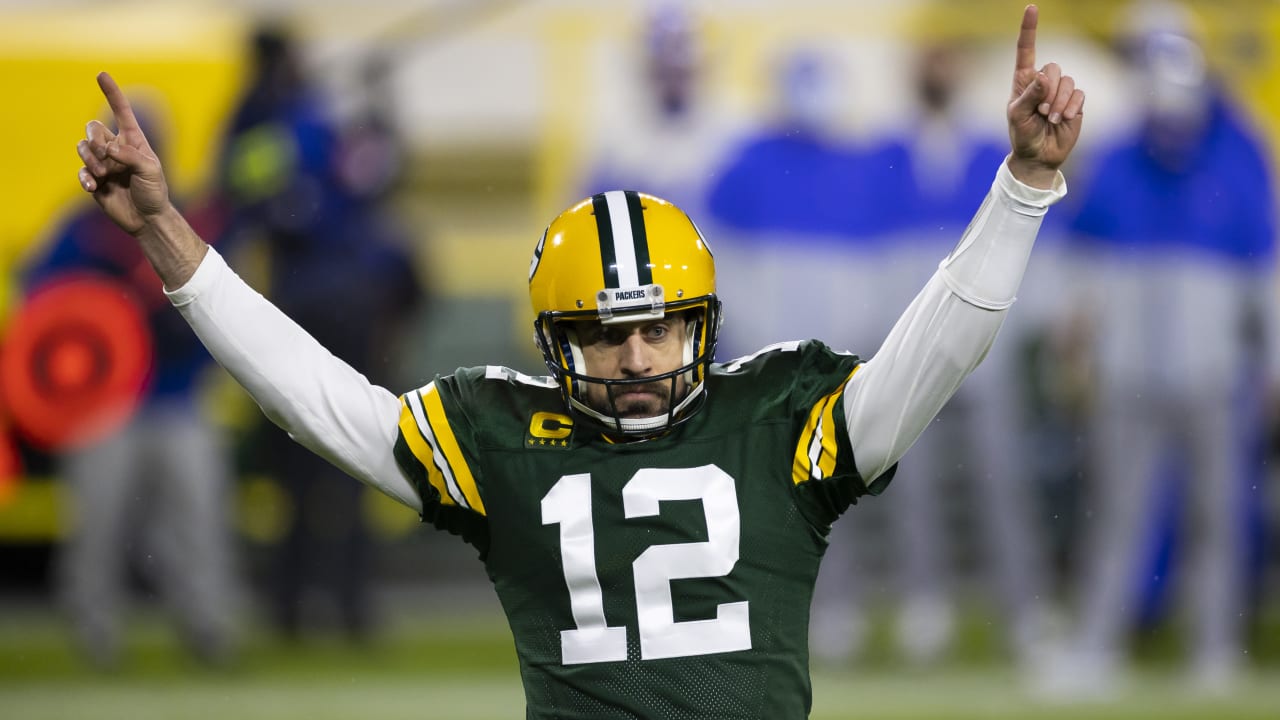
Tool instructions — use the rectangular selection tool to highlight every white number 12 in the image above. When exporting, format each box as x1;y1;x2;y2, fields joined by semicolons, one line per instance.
540;465;751;664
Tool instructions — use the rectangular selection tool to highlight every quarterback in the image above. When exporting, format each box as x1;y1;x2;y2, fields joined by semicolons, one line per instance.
74;5;1083;718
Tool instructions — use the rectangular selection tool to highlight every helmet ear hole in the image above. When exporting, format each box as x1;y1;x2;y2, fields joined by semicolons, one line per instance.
681;314;699;387
559;324;587;398
683;311;701;365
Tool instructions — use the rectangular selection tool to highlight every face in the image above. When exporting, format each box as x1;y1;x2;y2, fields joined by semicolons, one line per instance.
916;44;963;113
1138;33;1210;165
574;314;690;419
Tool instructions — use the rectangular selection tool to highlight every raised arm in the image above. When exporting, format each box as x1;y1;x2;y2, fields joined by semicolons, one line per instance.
75;72;421;511
844;5;1083;482
1006;4;1086;187
77;72;208;288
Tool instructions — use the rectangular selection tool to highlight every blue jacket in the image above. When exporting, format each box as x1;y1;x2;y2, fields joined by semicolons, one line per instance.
1067;92;1275;266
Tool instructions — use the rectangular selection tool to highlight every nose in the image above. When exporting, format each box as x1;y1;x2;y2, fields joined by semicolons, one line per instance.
617;331;652;377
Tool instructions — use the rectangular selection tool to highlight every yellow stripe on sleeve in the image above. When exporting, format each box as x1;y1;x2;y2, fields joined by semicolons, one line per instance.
792;366;860;485
791;396;829;485
398;396;456;506
421;385;486;516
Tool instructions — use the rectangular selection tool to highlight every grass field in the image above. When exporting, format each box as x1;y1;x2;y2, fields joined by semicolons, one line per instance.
3;599;1278;720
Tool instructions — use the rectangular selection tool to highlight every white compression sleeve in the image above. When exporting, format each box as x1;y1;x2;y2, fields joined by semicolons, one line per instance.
845;159;1066;483
164;248;422;512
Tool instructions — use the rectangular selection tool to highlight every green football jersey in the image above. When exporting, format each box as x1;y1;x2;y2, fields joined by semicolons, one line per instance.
394;339;890;720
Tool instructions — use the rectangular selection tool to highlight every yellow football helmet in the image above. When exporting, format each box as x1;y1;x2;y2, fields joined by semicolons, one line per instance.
529;190;722;436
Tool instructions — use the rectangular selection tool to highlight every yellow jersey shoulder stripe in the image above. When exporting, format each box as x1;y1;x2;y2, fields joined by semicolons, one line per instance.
792;365;860;486
397;395;453;507
399;383;486;516
418;385;486;514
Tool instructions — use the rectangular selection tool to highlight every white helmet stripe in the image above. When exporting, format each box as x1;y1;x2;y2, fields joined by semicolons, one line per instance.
603;191;641;288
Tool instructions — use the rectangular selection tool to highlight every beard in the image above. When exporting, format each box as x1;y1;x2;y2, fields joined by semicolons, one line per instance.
586;378;685;418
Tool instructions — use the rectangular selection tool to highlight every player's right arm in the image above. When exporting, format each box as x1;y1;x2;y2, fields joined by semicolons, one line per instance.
75;72;422;511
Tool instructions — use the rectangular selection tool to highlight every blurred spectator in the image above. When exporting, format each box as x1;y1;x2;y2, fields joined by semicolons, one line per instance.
581;3;743;222
26;108;240;669
1043;1;1276;696
219;28;424;642
707;47;895;361
792;39;1053;669
903;39;1050;667
708;47;942;662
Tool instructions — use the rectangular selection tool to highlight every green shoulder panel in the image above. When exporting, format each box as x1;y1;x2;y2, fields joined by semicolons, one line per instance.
708;339;873;527
393;365;569;556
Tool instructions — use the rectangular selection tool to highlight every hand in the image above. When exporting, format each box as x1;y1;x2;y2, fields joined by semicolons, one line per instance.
1006;5;1085;188
76;72;171;236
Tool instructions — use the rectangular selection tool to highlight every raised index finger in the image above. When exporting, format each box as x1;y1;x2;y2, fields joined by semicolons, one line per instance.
1015;5;1039;73
96;72;141;134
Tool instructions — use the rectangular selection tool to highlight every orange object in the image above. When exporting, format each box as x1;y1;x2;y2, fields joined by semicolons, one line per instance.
0;429;19;506
0;275;152;450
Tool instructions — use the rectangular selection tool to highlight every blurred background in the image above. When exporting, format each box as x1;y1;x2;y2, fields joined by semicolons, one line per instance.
1;0;1278;718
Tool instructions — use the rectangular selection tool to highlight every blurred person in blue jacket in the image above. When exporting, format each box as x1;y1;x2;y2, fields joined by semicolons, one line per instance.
804;39;1055;669
219;28;424;641
707;48;897;363
27;109;240;669
1044;1;1276;696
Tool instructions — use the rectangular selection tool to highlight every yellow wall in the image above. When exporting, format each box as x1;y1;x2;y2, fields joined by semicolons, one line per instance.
0;3;249;325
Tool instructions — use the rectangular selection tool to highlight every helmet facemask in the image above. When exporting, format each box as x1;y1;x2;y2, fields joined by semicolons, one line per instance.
534;298;721;437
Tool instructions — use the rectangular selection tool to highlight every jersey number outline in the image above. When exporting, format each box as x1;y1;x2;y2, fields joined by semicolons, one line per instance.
540;464;751;664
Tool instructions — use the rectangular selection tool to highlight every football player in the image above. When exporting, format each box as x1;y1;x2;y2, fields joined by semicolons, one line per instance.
74;5;1083;718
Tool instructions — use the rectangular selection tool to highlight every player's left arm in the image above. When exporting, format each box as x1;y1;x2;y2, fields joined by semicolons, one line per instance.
843;4;1084;481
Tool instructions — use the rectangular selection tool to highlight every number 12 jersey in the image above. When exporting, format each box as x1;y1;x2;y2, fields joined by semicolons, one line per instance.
393;339;888;720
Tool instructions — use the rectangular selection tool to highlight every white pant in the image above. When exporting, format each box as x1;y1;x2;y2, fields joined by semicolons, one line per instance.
56;400;239;663
1070;383;1249;668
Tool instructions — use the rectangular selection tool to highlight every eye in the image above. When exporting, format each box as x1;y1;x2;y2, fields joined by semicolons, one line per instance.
573;324;608;346
586;326;626;346
646;323;671;340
